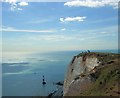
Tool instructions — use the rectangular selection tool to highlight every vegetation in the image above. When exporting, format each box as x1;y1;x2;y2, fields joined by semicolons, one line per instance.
79;52;120;96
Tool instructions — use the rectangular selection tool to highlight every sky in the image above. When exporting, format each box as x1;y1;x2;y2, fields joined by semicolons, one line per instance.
1;0;119;53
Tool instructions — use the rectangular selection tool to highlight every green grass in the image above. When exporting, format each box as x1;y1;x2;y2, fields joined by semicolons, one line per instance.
79;53;120;96
80;59;120;96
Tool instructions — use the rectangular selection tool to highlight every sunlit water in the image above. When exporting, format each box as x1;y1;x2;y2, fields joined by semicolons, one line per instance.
2;50;118;96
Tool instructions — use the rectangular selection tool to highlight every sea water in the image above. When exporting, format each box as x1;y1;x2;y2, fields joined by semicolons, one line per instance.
2;50;118;96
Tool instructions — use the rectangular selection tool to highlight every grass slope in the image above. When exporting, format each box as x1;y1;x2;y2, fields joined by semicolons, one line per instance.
79;52;120;96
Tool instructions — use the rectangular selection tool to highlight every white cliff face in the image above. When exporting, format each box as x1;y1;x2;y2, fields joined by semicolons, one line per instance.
72;57;85;78
85;57;98;71
63;54;99;96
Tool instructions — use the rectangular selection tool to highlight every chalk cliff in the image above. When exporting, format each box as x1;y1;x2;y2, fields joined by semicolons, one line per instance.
63;52;120;96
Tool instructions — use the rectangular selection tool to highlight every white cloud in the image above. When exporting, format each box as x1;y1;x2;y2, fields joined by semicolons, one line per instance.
28;35;76;41
3;0;29;11
26;18;53;24
2;26;56;33
4;0;16;3
100;32;108;34
61;28;66;31
18;2;28;6
28;33;108;42
60;18;64;22
64;0;119;9
17;8;23;10
60;16;86;23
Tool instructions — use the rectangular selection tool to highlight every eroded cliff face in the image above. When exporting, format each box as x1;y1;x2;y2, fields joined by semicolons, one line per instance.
63;52;120;96
63;53;99;96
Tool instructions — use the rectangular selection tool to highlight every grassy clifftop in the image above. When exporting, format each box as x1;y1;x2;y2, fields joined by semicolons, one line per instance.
64;52;120;96
78;52;120;96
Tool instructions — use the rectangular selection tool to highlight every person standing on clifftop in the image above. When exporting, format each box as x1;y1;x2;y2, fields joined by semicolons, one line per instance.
88;50;90;53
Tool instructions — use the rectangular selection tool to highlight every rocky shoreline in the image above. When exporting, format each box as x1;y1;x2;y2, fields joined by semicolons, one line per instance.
47;81;63;97
45;52;120;97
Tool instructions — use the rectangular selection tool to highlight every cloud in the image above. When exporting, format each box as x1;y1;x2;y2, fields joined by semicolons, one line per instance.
3;0;16;3
26;18;53;24
100;32;108;34
61;28;66;31
28;35;76;41
18;2;28;6
60;16;86;23
2;26;56;33
28;33;110;42
3;0;29;11
64;0;119;9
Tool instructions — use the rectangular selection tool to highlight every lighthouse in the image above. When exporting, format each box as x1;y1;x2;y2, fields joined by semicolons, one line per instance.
42;75;46;85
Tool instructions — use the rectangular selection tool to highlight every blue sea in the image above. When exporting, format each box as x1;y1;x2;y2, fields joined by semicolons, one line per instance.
2;50;118;96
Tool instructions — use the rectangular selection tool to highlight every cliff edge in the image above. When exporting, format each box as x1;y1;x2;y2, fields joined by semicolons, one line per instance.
63;52;120;96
